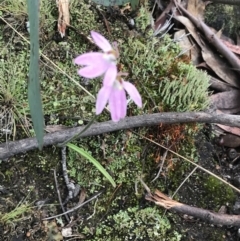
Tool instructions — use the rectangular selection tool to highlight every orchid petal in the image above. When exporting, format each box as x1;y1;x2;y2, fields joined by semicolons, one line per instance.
109;89;127;122
78;63;108;78
103;64;117;87
96;86;112;115
74;52;104;66
91;31;112;52
122;81;142;107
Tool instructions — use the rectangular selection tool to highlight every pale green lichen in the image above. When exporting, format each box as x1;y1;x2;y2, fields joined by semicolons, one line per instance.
83;207;182;240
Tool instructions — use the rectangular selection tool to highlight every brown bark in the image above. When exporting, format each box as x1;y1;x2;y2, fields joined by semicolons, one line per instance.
146;189;240;227
0;112;240;160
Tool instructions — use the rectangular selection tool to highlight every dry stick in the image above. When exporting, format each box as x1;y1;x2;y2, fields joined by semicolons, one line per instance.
139;178;240;227
53;169;70;222
42;191;102;220
61;147;70;189
151;146;170;182
146;189;240;227
174;0;240;73
162;166;198;217
171;166;198;198
1;112;240;160
61;146;78;205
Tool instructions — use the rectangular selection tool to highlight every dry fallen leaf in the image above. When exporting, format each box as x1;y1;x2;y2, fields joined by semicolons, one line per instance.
217;124;240;137
56;0;70;38
210;90;240;114
219;133;240;148
174;15;240;88
222;39;240;55
174;29;201;65
208;76;233;92
187;0;205;20
201;48;240;89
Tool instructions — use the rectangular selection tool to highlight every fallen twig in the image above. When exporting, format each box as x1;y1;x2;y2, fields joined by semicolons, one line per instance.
61;146;80;205
146;189;240;227
42;191;102;220
151;145;172;182
138;177;240;227
1;112;240;160
53;168;70;222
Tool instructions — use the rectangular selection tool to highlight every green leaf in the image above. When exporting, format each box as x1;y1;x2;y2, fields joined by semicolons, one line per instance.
91;0;139;9
27;0;44;149
67;143;116;188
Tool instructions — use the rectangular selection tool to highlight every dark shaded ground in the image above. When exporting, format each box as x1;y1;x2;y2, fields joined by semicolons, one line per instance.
1;126;240;241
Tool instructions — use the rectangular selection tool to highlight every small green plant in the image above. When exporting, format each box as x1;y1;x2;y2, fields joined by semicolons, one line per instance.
0;0;27;16
121;34;209;113
0;199;32;224
0;50;31;137
67;143;116;187
135;2;152;34
159;63;210;112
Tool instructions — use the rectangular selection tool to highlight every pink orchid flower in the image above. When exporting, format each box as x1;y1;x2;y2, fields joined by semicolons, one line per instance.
74;31;118;85
96;75;142;122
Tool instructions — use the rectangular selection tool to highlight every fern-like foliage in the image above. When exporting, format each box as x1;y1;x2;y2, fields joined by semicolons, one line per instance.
159;63;210;112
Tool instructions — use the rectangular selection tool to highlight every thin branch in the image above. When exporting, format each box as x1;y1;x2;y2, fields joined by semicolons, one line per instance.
139;178;240;227
1;112;240;160
61;147;70;188
146;189;240;227
42;191;102;220
53;169;70;222
61;146;81;205
171;166;198;198
151;146;170;182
